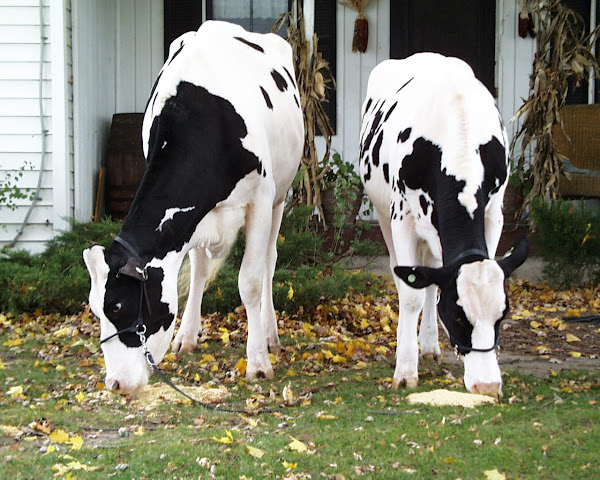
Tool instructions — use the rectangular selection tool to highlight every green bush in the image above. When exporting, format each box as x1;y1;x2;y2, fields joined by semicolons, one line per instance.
1;208;384;315
0;219;121;313
530;198;600;288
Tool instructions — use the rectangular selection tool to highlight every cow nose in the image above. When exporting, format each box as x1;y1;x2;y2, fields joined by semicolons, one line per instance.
471;382;503;399
105;378;121;393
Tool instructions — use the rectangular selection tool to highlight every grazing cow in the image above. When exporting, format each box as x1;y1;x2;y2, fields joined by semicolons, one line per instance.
359;53;529;398
83;21;303;395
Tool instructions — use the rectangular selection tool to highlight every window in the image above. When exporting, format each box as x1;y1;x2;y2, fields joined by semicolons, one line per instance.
207;0;289;34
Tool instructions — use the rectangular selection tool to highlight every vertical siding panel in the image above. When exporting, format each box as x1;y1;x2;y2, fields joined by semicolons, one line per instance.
117;0;136;112
134;0;152;110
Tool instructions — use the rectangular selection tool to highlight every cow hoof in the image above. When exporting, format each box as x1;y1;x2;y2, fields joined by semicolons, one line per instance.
172;337;197;357
246;368;274;381
268;342;282;354
392;376;419;390
421;352;441;363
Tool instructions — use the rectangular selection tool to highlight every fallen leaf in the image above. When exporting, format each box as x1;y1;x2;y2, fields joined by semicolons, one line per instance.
484;469;506;480
288;436;308;453
566;333;581;342
246;445;265;459
70;435;84;450
49;429;70;444
212;430;234;444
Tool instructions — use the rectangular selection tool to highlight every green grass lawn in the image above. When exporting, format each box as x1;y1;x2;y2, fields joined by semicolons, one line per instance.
1;310;599;480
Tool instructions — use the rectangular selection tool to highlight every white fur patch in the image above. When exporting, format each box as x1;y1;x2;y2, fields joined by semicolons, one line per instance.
156;206;196;232
456;261;505;327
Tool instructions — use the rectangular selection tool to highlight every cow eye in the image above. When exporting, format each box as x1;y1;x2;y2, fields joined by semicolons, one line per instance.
112;303;122;313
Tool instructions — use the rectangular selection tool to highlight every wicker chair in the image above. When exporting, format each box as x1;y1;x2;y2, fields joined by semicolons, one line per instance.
553;104;600;198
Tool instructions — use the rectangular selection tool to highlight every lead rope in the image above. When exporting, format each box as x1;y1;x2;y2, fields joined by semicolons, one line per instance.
136;328;283;415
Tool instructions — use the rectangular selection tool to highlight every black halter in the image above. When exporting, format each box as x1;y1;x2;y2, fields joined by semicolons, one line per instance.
99;236;151;345
445;248;501;356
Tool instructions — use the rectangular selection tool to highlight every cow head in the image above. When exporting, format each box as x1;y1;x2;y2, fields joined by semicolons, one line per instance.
394;237;529;398
83;243;179;395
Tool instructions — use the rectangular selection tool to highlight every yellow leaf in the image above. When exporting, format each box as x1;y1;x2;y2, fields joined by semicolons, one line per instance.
53;327;71;338
484;469;506;480
219;328;230;344
3;338;23;347
566;333;581;342
0;357;5;370
317;413;338;420
49;429;71;444
375;346;389;354
444;456;458;464
212;430;234;444
70;435;84;450
359;318;369;329
322;349;334;359
246;445;265;459
569;351;582;358
163;353;177;362
75;392;85;403
235;357;247;376
269;353;277;364
133;426;146;436
44;445;56;455
0;425;22;437
7;385;24;397
288;436;308;453
200;354;216;365
287;284;294;300
529;320;542;329
282;460;298;471
332;354;347;364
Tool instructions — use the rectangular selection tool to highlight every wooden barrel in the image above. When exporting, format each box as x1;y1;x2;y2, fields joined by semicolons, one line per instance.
105;113;146;220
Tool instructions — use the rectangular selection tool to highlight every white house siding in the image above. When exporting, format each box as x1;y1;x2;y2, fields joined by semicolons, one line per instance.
0;0;63;253
72;0;163;224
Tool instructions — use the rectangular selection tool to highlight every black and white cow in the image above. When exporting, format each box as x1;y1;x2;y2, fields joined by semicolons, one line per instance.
83;21;303;395
359;53;529;398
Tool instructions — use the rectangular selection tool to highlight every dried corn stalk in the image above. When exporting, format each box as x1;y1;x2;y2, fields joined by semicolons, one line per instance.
273;2;335;227
341;0;372;53
513;0;600;215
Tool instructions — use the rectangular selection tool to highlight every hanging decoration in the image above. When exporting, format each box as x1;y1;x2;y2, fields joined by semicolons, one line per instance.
518;0;536;38
340;0;372;53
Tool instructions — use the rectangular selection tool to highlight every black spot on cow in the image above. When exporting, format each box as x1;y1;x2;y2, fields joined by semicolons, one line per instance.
293;94;300;108
384;102;398;122
360;108;385;160
271;69;288;92
396;77;414;93
145;70;163;113
363;161;372;182
234;36;264;53
372;130;384;167
397;128;411;143
283;66;296;87
419;194;429;216
168;41;186;66
126;81;261;259
257;160;263;175
383;163;390;183
364;97;373;113
263;169;267;177
260;86;273;110
479;136;507;197
398;137;489;262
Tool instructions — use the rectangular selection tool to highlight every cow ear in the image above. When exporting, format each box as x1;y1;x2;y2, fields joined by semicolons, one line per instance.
394;265;452;289
118;256;147;281
497;236;529;278
83;245;108;286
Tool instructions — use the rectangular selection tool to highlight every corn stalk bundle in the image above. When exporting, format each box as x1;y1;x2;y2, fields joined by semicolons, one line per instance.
340;0;372;53
513;0;600;214
273;3;335;227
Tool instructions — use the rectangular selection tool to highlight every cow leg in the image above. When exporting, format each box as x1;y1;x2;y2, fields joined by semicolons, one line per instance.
173;248;211;356
240;198;274;380
419;248;441;360
391;219;424;389
260;201;284;354
485;192;504;257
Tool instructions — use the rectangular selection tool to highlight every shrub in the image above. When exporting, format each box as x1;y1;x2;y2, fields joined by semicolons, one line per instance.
0;219;121;313
530;198;600;288
1;209;384;315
